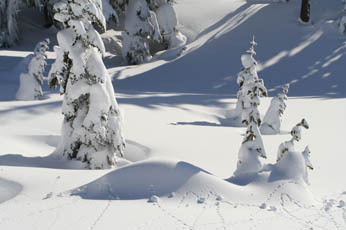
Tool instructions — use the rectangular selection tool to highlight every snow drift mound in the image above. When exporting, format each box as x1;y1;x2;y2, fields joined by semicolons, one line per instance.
70;158;315;207
70;159;213;200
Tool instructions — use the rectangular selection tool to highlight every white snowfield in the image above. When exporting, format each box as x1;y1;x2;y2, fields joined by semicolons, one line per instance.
0;0;346;229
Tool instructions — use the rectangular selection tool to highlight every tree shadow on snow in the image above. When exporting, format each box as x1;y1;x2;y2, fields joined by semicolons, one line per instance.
0;99;61;116
226;173;262;186
0;138;151;170
117;92;235;109
170;116;244;128
113;1;346;99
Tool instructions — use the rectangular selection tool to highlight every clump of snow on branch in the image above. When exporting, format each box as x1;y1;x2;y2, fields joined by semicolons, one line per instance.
233;38;268;177
260;84;290;135
48;0;125;169
16;39;50;101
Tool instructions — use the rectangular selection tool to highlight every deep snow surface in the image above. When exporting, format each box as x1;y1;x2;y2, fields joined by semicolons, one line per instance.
0;0;346;229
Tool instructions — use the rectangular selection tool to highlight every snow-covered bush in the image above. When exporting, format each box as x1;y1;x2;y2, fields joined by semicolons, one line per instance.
260;84;290;135
269;145;313;184
276;118;309;162
16;39;50;101
122;0;161;64
264;119;312;184
233;38;267;126
48;0;125;169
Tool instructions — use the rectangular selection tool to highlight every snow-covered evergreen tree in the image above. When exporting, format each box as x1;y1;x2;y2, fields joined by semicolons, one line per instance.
0;0;42;47
233;37;267;126
16;38;50;100
48;0;125;169
122;0;161;64
276;118;309;162
0;0;21;47
260;84;290;135
233;43;268;176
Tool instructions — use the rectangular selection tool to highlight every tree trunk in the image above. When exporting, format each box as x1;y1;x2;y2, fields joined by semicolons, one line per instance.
43;0;53;28
300;0;310;23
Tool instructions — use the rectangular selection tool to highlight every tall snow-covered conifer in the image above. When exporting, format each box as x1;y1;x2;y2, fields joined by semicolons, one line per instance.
16;39;50;100
260;84;289;135
233;38;268;177
233;37;266;126
48;0;125;169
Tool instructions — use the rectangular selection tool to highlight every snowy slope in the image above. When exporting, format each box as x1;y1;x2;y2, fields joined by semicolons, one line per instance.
0;0;346;229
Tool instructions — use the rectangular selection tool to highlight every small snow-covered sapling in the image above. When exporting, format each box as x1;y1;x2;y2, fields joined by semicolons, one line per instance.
269;137;313;185
277;118;309;162
261;84;289;135
16;38;50;100
233;124;267;176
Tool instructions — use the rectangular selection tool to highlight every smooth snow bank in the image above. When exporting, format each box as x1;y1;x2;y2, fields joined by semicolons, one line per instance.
70;158;315;207
0;178;22;204
71;158;213;200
